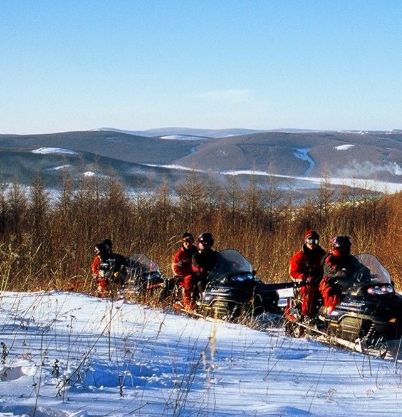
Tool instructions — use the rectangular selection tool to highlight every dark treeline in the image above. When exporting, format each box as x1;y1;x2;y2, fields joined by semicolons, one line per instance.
1;170;401;292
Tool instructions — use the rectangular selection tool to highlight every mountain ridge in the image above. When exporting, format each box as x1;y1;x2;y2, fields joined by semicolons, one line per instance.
1;128;402;195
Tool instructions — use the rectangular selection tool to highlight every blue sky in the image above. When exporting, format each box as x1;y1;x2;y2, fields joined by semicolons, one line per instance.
1;0;401;134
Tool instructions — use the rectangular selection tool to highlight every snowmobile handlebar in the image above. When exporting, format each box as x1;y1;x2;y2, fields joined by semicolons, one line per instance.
260;281;295;291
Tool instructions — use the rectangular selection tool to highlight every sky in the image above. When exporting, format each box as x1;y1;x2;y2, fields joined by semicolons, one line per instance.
1;0;402;134
2;290;402;417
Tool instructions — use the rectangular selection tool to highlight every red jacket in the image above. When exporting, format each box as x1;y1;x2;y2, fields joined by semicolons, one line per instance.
172;246;197;277
92;256;101;276
289;245;326;282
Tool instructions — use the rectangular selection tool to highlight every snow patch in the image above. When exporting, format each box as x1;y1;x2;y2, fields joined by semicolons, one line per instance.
144;163;202;172
293;148;315;176
335;144;355;150
31;147;78;155
140;163;402;193
45;164;72;171
159;135;206;140
82;171;109;179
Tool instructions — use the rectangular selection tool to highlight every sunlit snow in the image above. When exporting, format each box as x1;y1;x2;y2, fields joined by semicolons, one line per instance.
1;291;402;417
160;135;206;140
143;164;402;194
31;147;78;155
335;144;355;150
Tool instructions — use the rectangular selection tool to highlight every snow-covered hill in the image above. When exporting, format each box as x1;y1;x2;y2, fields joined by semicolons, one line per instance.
2;129;402;197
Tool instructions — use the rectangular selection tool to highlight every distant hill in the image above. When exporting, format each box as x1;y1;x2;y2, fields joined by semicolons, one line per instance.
1;128;402;196
96;127;267;138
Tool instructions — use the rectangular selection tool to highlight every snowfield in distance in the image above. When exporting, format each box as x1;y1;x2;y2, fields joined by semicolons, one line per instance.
1;291;402;417
31;148;78;155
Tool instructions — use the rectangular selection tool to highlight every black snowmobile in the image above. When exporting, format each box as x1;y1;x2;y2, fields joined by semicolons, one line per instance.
284;254;402;358
124;254;165;299
196;249;293;321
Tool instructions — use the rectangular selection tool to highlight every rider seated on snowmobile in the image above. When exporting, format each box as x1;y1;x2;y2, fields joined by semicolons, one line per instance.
92;241;128;298
289;230;327;321
319;236;370;315
171;232;198;311
192;232;219;300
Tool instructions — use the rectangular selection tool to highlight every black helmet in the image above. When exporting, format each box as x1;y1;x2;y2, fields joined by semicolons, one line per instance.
94;242;108;256
103;239;113;249
331;236;352;248
181;232;194;243
198;232;214;247
331;236;352;256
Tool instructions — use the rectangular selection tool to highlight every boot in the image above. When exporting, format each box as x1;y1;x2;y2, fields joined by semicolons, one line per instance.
183;289;193;310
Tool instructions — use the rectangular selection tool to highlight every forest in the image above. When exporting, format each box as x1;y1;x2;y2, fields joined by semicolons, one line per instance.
1;169;401;293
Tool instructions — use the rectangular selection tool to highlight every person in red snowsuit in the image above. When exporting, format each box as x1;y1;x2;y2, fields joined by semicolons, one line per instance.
319;236;370;315
172;232;198;310
92;242;110;297
289;230;326;318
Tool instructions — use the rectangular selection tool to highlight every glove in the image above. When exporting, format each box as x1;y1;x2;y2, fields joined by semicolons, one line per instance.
305;276;313;284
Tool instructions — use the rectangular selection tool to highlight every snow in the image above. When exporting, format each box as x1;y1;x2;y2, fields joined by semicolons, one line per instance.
82;172;109;179
335;145;355;151
31;148;78;155
159;135;207;140
144;163;202;172
45;165;72;171
142;163;402;194
293;148;315;176
1;291;402;417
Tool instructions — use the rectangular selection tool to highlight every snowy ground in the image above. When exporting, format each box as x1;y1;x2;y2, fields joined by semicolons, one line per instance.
1;291;402;417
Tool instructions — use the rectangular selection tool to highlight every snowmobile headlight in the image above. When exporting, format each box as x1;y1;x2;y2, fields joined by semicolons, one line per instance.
230;273;253;282
367;285;394;295
382;285;394;294
219;277;229;284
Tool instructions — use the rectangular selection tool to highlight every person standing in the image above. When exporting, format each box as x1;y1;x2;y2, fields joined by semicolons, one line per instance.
172;232;198;311
289;230;327;319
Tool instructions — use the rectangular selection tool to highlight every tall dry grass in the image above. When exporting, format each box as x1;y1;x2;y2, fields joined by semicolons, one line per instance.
0;171;401;293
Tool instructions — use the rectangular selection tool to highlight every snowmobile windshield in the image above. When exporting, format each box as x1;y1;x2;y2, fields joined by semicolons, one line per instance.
209;249;253;281
355;253;392;285
126;254;160;275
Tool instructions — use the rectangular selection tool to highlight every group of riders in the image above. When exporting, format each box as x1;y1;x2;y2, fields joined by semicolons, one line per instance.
91;230;369;318
290;230;370;323
91;232;219;309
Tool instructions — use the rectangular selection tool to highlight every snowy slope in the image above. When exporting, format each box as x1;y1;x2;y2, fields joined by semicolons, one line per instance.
1;291;402;417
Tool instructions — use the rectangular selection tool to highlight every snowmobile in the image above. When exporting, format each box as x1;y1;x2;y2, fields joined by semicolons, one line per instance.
195;249;293;321
284;254;402;358
124;254;165;300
